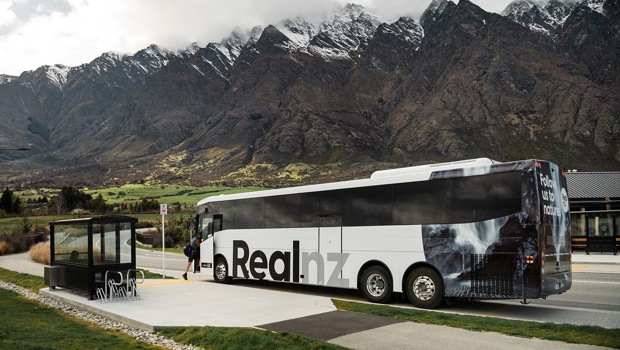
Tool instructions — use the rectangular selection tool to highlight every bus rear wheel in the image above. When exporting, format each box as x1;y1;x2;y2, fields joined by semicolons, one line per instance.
360;266;393;303
214;257;232;284
405;267;444;309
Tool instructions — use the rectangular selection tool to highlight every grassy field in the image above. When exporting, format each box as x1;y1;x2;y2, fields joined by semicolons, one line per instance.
2;185;266;233
1;267;618;349
0;268;345;350
334;300;620;349
159;326;346;350
0;214;182;230
16;185;266;207
0;288;162;350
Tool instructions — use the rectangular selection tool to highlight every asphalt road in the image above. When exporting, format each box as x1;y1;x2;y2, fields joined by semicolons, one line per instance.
437;266;620;329
136;246;188;274
137;247;620;330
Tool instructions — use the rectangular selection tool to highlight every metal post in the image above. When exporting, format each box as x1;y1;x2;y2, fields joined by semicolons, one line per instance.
162;214;165;278
160;204;168;278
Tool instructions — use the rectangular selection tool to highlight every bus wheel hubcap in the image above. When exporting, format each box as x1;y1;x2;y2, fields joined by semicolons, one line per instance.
413;276;435;301
215;263;227;280
367;273;386;297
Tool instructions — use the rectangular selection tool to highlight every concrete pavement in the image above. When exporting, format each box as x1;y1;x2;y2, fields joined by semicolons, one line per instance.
2;250;616;279
0;251;616;350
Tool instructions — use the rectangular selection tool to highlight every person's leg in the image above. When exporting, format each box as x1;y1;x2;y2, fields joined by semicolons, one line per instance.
183;259;192;280
195;249;200;272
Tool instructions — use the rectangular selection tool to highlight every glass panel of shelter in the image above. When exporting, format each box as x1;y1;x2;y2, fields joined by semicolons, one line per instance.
54;223;88;263
120;222;132;263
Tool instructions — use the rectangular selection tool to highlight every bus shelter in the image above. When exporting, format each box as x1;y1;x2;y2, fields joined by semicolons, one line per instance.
48;215;137;299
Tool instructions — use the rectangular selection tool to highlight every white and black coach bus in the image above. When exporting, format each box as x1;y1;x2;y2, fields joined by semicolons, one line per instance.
196;158;572;308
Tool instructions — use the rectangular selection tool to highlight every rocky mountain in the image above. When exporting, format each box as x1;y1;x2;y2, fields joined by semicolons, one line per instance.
0;0;618;188
502;0;577;34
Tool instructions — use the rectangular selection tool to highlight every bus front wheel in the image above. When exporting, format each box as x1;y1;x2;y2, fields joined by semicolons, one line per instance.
214;257;232;284
405;267;444;309
360;266;393;303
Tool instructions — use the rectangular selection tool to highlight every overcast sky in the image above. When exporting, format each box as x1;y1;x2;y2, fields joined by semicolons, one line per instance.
0;0;517;76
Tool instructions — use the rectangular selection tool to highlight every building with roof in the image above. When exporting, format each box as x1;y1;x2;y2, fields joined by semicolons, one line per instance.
566;172;620;254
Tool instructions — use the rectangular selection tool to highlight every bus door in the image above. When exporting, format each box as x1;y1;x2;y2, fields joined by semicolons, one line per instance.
319;216;344;287
199;214;220;272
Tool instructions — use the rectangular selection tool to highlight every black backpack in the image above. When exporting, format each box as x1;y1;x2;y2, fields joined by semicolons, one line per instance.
183;244;193;257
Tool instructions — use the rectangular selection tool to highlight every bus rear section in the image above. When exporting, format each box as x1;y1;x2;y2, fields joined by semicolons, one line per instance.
537;161;572;297
421;159;572;302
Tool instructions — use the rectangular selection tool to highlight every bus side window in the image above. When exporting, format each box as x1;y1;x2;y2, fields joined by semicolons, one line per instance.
213;215;223;233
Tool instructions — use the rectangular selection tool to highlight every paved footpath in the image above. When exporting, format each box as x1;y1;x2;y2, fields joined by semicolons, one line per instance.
1;251;616;350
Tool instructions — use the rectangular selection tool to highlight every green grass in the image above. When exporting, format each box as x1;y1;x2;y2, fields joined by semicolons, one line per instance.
137;244;184;255
0;267;46;292
4;265;617;349
1;185;268;234
0;214;168;230
15;184;266;208
0;267;173;289
158;326;346;350
0;288;160;350
333;299;620;349
84;184;266;206
0;267;344;349
4;185;266;230
0;215;67;230
138;269;175;280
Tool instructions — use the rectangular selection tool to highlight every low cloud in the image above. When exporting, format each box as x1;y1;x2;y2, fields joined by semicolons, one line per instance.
0;0;517;76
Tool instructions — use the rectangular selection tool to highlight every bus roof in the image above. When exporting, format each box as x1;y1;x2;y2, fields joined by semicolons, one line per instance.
370;158;498;179
198;158;523;206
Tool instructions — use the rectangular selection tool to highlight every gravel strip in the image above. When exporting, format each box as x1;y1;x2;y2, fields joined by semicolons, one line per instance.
0;280;202;350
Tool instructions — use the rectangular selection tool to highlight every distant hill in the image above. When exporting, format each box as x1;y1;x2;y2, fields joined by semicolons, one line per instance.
0;0;618;188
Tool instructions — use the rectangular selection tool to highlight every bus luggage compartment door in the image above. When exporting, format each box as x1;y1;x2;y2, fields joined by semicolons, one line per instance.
201;236;214;274
319;216;344;287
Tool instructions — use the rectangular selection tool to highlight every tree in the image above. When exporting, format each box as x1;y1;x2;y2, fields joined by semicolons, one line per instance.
60;186;92;211
11;196;22;214
88;193;108;213
0;187;22;214
51;195;66;215
0;187;13;213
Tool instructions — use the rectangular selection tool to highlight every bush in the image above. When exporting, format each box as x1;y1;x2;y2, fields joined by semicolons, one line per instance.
29;242;50;265
0;241;11;255
0;226;48;254
136;221;155;229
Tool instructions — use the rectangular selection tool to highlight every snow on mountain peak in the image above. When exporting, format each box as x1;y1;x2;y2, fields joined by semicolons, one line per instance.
383;17;424;45
180;42;201;57
584;0;605;13
502;0;578;34
219;28;252;62
140;44;167;56
275;17;317;50
420;0;452;27
42;64;71;90
308;3;381;59
0;74;16;85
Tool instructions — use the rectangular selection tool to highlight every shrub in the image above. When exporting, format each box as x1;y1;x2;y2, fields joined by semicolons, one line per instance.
136;221;155;229
0;225;48;255
29;242;50;265
0;241;11;255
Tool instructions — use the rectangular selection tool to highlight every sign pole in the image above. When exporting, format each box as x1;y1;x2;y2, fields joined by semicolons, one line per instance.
160;204;168;278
